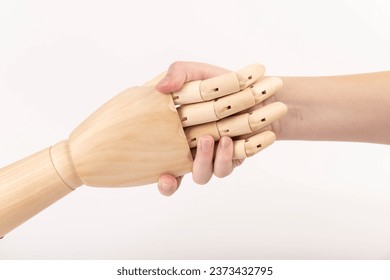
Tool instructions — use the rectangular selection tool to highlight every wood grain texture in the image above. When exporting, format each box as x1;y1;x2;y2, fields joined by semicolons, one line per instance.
0;147;74;237
69;86;193;187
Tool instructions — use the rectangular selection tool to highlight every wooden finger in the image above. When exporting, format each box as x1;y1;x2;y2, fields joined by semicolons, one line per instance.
178;77;284;127
232;131;276;159
236;63;265;89
171;64;265;105
184;102;287;148
250;76;283;104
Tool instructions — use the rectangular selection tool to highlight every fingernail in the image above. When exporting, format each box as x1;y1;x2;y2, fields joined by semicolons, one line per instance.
201;138;213;152
161;182;172;190
220;137;231;150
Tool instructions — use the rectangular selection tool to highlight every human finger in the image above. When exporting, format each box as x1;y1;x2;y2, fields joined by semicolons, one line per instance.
192;135;215;184
157;174;182;196
213;136;234;178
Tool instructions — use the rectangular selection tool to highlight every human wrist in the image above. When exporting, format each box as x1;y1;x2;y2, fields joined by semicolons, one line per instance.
271;76;306;141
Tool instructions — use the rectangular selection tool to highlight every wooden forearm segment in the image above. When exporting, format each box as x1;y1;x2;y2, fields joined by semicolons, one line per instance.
0;141;82;237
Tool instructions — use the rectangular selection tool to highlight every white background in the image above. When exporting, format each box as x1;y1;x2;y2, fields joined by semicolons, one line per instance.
0;0;389;259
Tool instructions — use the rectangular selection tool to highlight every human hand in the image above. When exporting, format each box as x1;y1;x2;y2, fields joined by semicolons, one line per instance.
155;62;287;196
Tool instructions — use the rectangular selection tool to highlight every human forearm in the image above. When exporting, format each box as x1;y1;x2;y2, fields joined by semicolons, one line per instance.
274;72;390;144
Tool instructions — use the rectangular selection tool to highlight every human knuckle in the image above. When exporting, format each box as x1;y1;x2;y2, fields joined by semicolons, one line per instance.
169;61;185;70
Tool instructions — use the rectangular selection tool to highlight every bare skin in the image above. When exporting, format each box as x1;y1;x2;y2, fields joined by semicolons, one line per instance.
156;61;390;196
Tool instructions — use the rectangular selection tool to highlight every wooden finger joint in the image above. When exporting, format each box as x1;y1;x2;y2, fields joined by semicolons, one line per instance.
214;88;256;119
172;80;203;105
200;72;240;101
217;113;252;137
236;64;265;89
250;77;283;104
184;122;220;148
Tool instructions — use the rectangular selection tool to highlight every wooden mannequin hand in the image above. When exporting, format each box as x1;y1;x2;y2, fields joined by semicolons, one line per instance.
153;62;287;196
0;62;285;237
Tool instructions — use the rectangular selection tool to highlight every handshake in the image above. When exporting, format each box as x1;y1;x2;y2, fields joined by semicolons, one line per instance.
0;61;287;236
148;62;287;195
2;60;389;236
